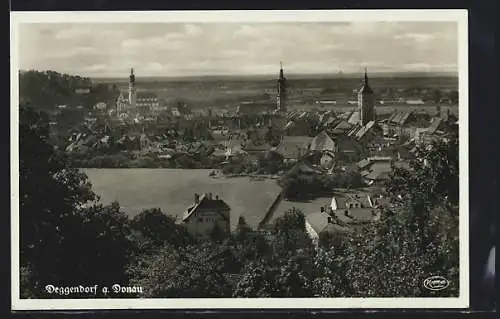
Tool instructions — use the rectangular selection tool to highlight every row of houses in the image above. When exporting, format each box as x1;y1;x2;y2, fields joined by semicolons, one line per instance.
177;188;389;246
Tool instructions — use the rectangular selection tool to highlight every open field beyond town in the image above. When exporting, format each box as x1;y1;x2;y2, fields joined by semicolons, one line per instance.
94;74;459;115
83;168;282;230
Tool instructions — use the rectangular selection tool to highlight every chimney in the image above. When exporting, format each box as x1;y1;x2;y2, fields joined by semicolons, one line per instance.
344;210;350;217
320;207;325;213
194;193;200;204
215;195;219;200
327;216;333;224
208;193;213;200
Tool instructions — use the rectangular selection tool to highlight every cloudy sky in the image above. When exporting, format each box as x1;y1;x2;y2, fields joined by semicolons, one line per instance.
18;22;458;78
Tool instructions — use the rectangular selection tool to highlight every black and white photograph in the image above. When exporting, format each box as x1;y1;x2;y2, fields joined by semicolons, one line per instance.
11;10;469;309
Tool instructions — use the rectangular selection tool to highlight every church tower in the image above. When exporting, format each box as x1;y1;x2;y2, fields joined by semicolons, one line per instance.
357;68;375;126
128;68;137;107
276;62;287;113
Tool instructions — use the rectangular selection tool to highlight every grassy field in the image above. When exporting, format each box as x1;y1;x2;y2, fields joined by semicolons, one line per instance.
83;169;281;230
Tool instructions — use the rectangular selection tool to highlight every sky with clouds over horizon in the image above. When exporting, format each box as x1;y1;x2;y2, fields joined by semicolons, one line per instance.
18;22;458;78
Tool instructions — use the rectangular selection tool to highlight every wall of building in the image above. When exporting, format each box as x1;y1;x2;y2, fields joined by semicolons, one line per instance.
185;208;230;238
305;220;319;245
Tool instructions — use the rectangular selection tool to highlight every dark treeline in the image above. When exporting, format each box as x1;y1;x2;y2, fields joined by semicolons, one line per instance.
20;105;459;298
20;70;119;111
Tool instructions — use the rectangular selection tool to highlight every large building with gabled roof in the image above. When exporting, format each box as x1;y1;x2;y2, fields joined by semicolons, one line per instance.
180;193;231;239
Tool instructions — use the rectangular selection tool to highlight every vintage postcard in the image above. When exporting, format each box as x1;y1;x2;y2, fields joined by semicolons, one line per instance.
10;10;469;310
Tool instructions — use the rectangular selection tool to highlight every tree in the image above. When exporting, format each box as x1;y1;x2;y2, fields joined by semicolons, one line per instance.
332;136;461;297
338;206;458;297
271;208;315;259
235;216;252;241
130;208;193;249
19;106;134;298
386;137;459;209
312;246;354;297
233;253;314;297
127;243;233;298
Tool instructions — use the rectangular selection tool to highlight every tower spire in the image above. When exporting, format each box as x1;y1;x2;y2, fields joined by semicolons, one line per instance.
364;67;368;84
277;61;286;113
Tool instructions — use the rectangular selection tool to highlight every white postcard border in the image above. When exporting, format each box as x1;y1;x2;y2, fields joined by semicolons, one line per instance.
10;9;469;310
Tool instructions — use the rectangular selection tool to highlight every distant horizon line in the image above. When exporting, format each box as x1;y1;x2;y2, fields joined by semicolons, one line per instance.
20;69;459;80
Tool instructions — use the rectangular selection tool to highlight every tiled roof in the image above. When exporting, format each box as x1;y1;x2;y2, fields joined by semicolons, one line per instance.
306;212;352;235
310;131;336;152
347;111;361;125
334;120;353;131
388;111;412;125
182;194;231;222
333;194;372;210
347;125;362;137
335;208;376;224
355;121;376;139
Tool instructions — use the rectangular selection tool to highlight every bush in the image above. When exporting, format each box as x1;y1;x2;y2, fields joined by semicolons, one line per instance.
84;154;130;168
279;169;363;200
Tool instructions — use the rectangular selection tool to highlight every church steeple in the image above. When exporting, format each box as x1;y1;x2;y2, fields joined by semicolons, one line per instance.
129;68;135;83
360;67;373;94
128;67;136;106
357;67;375;125
276;62;287;113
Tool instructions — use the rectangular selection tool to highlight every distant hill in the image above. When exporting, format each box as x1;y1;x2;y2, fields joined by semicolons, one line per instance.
19;70;119;111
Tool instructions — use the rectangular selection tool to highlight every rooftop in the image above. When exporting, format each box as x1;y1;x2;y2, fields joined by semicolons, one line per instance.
310;131;336;152
334;207;378;224
306;211;352;236
182;193;231;222
388;111;413;126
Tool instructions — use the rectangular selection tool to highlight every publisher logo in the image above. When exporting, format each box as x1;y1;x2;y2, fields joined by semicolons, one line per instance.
423;276;449;291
